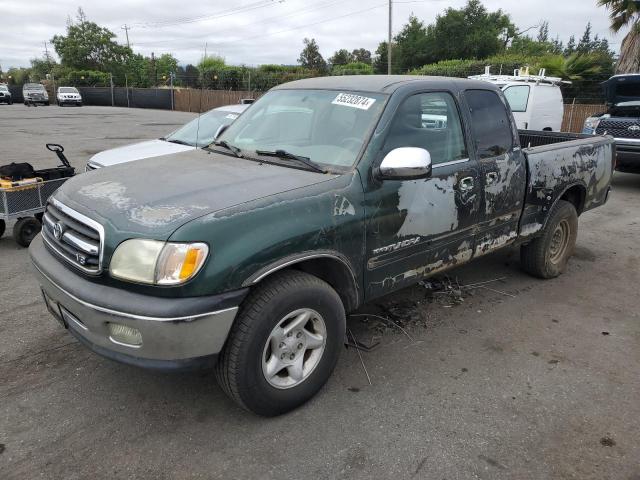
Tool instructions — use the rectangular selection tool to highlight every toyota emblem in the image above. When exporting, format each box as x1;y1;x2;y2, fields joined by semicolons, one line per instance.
53;222;64;240
628;125;640;132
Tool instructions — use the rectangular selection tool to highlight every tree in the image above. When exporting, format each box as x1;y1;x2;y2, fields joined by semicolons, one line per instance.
332;62;374;76
597;0;640;73
183;64;200;88
537;21;550;43
329;49;353;66
424;0;516;64
351;48;372;65
51;8;132;72
576;22;594;54
297;38;327;72
394;15;430;72
373;42;389;74
565;36;576;55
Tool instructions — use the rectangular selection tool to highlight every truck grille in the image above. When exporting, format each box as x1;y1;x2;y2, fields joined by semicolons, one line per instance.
41;199;104;274
596;119;640;139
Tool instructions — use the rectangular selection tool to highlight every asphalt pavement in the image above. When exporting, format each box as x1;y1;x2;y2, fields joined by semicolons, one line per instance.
1;105;639;479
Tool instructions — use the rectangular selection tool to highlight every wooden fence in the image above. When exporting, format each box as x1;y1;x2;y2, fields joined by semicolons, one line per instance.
561;103;606;133
174;88;261;113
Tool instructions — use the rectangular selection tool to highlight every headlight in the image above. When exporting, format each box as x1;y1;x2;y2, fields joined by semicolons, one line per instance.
583;116;601;134
110;239;209;285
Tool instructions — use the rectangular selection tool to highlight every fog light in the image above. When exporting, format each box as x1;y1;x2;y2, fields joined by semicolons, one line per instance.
108;323;143;347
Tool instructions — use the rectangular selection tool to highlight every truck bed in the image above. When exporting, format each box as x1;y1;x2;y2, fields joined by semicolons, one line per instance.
519;130;591;149
517;129;614;240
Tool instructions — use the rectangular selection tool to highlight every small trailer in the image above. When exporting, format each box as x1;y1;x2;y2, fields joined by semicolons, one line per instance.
0;144;75;246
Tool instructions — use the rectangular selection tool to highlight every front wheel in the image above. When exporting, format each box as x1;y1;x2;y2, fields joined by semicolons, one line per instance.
520;200;578;279
13;217;42;247
0;219;5;238
216;270;346;416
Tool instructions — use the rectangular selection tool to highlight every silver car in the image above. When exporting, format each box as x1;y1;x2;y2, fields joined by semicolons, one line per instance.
86;103;249;170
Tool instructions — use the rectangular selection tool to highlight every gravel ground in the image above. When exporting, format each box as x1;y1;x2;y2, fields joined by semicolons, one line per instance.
1;104;639;480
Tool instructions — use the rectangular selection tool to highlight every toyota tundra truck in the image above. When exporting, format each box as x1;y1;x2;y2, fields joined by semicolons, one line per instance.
30;76;614;416
583;74;640;173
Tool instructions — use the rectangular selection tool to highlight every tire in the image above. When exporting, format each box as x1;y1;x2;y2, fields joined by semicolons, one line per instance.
216;270;346;416
520;200;578;279
8;99;12;105
13;217;42;247
0;219;5;238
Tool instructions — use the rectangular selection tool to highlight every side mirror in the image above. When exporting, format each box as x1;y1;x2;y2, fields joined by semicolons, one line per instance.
377;147;432;180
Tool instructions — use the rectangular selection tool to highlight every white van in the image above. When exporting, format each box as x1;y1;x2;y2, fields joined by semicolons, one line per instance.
469;67;567;131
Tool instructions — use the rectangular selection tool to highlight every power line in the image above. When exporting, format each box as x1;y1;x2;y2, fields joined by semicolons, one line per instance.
131;0;284;29
133;0;355;47
137;3;387;50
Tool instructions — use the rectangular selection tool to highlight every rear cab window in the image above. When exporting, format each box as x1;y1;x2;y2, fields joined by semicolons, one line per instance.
464;89;514;159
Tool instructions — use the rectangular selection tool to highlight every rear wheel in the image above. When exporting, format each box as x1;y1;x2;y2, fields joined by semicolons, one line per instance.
520;200;578;279
13;217;41;247
216;270;346;416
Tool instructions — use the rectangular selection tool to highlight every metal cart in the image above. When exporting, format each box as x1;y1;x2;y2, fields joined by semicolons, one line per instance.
0;144;75;247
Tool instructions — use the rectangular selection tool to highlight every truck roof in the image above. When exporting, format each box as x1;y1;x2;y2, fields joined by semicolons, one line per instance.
272;75;497;94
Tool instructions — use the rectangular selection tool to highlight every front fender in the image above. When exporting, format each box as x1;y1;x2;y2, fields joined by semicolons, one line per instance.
169;172;366;297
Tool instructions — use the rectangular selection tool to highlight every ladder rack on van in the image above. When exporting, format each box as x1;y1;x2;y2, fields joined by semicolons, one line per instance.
468;66;571;85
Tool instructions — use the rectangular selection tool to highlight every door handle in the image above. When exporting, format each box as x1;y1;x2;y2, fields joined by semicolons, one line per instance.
459;176;474;191
486;171;498;185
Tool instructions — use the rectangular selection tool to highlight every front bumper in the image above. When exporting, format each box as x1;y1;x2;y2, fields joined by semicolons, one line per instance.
59;98;82;103
614;140;640;172
30;235;248;370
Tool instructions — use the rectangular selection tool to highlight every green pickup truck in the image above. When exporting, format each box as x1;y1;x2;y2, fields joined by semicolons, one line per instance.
30;76;614;416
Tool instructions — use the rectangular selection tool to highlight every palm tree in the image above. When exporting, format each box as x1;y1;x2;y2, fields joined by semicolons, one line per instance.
597;0;640;73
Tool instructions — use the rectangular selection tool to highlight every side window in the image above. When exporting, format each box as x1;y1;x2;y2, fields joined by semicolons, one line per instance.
503;85;530;112
465;90;513;159
384;92;467;165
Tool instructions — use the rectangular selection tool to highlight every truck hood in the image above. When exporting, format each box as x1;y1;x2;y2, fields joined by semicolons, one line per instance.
88;139;195;168
55;148;334;239
603;75;640;105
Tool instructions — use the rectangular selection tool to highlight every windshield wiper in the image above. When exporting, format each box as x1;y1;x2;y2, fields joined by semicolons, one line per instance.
212;140;243;158
165;138;193;146
255;149;326;173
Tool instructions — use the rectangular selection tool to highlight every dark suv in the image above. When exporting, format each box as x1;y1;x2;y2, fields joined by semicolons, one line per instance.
583;74;640;173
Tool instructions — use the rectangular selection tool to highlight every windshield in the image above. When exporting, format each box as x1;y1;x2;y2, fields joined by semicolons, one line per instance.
165;108;243;147
59;87;78;93
0;85;8;92
24;84;45;91
218;89;387;170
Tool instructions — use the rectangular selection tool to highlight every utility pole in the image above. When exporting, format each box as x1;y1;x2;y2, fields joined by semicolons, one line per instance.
110;73;114;107
125;74;130;108
387;0;393;75
121;24;131;48
151;52;157;87
170;72;174;110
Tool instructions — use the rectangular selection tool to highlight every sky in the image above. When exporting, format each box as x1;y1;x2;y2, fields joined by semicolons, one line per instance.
0;0;627;70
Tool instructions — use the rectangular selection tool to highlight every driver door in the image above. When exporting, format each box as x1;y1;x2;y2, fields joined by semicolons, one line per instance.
364;91;482;299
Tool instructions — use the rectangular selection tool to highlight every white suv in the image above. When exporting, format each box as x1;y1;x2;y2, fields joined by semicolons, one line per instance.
57;86;83;106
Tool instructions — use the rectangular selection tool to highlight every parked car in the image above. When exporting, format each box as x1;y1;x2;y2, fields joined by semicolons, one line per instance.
469;67;566;131
23;83;49;105
86;103;250;170
0;84;12;104
583;74;640;173
30;75;614;416
56;86;82;106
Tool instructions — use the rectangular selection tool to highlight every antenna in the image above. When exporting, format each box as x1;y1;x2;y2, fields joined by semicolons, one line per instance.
195;43;207;149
